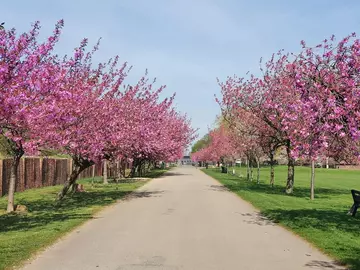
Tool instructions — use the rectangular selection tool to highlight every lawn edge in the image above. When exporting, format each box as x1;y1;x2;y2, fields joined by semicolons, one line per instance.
200;168;348;269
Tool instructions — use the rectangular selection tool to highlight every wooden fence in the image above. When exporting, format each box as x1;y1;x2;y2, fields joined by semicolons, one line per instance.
0;157;123;197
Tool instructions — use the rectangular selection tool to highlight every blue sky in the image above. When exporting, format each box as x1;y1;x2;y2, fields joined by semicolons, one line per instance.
2;1;360;146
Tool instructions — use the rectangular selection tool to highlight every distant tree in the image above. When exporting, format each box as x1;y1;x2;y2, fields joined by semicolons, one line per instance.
191;134;210;153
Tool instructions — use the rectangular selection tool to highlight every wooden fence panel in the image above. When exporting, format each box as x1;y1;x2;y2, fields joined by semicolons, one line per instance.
24;158;35;190
0;158;120;196
34;158;42;188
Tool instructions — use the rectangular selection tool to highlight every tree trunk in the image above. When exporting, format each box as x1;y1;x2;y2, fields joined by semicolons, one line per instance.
130;159;138;178
310;160;315;200
58;158;93;200
326;157;329;169
147;161;152;172
58;166;82;200
138;160;145;177
116;160;121;182
285;142;295;194
110;161;118;183
6;155;22;213
118;159;127;179
250;160;254;182
91;165;95;186
256;157;260;184
103;160;108;184
269;151;275;187
246;158;250;181
92;165;95;178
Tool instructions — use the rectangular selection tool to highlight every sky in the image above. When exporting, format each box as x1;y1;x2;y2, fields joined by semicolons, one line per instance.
2;0;360;146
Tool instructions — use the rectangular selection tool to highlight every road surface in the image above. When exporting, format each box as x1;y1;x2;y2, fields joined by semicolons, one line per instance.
22;166;345;270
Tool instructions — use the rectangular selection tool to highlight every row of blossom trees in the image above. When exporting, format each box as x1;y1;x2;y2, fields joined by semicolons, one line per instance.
0;21;195;212
193;33;360;199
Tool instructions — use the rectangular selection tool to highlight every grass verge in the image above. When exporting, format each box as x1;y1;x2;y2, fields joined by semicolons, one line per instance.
0;168;169;270
202;166;360;270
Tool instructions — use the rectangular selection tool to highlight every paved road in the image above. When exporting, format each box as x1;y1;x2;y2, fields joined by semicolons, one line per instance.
22;166;345;270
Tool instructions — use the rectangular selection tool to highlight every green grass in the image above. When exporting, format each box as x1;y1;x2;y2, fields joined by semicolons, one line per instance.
0;168;169;270
203;166;360;270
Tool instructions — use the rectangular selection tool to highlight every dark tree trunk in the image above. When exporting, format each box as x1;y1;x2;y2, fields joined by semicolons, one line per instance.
130;159;138;178
269;150;275;187
285;141;295;194
58;157;93;200
246;158;250;181
256;157;260;184
248;156;254;181
250;160;254;182
119;159;127;179
7;153;23;213
137;160;143;177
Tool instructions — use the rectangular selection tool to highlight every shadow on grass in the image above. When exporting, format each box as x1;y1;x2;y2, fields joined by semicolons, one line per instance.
219;176;347;199
1;187;154;233
0;212;94;233
262;208;360;238
262;208;360;269
144;169;170;178
79;169;169;184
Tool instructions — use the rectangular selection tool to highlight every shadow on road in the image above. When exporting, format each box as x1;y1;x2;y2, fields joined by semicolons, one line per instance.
304;260;347;270
240;212;275;226
208;185;229;192
127;190;165;199
161;172;192;177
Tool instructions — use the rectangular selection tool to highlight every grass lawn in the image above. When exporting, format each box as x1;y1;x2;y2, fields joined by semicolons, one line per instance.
0;168;168;270
203;166;360;270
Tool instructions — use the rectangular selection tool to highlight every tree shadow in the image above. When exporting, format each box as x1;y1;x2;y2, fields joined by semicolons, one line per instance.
240;212;275;226
126;190;165;199
161;171;192;177
0;212;94;233
221;177;347;199
0;189;135;233
78;169;169;184
304;260;347;270
208;185;229;192
262;208;360;269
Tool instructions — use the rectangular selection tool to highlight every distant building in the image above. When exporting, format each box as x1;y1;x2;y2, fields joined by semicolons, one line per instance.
180;155;192;165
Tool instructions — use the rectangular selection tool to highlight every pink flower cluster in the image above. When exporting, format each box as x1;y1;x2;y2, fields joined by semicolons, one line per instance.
218;33;360;164
0;21;195;168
